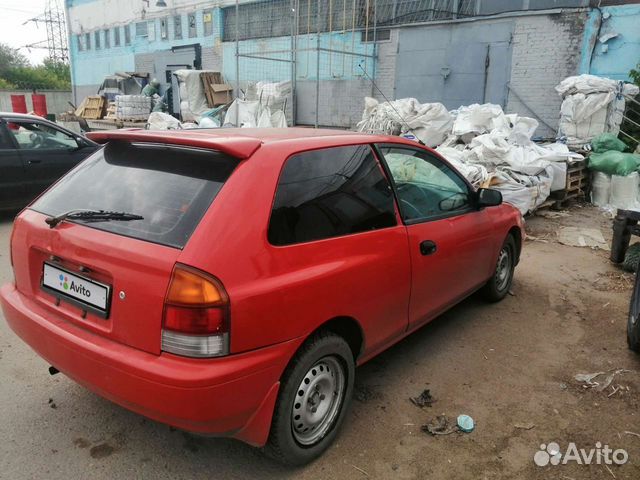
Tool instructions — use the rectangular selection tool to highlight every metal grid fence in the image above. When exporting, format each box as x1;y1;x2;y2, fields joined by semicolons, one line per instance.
227;0;478;127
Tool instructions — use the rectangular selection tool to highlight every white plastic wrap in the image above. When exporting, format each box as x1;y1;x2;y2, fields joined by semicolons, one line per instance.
147;111;181;130
115;95;151;121
591;171;612;207
174;69;217;122
610;173;639;210
555;74;640;145
357;97;452;147
451;103;509;137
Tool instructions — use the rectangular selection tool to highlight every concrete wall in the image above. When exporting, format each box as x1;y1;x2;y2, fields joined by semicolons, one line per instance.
579;3;640;81
506;10;587;137
0;90;73;115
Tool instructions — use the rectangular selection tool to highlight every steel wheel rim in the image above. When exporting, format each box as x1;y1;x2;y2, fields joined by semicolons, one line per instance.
495;247;512;291
291;356;345;446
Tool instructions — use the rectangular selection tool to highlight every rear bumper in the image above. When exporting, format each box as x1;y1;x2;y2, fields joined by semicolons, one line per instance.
0;283;300;446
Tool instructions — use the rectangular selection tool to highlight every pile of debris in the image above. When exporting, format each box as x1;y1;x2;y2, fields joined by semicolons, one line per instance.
357;74;639;215
358;99;582;214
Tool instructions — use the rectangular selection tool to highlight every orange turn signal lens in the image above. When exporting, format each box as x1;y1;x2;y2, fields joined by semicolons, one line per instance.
166;265;227;307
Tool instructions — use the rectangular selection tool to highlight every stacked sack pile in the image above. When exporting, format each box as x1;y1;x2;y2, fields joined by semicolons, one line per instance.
357;98;582;214
589;133;640;211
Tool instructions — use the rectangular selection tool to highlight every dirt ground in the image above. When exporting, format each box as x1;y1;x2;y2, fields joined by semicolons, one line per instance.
0;204;639;479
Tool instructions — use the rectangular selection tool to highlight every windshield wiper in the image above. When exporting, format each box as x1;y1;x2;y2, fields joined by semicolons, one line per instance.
45;209;144;229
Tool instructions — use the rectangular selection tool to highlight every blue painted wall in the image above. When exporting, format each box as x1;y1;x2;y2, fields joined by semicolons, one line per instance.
70;8;219;87
579;4;640;81
221;31;375;83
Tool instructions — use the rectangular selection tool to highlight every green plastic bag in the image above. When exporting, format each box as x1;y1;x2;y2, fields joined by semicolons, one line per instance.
591;133;627;153
588;151;640;176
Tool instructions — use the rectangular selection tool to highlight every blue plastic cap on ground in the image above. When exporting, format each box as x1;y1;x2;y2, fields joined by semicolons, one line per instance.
457;414;475;433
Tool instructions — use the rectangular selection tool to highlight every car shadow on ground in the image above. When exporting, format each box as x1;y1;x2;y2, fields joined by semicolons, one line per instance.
53;291;491;477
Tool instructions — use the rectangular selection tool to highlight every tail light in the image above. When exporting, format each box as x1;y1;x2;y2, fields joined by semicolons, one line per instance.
161;264;230;358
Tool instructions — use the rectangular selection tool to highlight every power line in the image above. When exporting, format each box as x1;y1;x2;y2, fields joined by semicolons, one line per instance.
23;0;69;64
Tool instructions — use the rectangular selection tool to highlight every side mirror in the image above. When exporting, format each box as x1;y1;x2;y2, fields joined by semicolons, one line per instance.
75;136;90;148
477;188;502;208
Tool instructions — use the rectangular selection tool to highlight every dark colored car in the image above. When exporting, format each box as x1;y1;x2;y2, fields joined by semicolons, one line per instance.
0;113;98;211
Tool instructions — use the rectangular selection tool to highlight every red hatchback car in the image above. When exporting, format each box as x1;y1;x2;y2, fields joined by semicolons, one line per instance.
1;128;524;465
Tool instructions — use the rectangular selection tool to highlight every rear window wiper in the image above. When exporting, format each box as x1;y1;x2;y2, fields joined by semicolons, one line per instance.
45;209;144;229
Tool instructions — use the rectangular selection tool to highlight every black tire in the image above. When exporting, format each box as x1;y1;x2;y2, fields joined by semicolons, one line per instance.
265;331;355;466
627;262;640;352
623;243;640;273
481;235;516;302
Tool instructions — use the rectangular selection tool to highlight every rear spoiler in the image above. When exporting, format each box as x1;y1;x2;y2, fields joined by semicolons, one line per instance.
86;129;262;160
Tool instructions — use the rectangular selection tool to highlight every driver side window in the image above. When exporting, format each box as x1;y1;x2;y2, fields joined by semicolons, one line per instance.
378;146;471;223
7;121;78;150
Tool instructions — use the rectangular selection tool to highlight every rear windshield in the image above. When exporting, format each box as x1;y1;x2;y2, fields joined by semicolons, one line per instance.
30;141;237;248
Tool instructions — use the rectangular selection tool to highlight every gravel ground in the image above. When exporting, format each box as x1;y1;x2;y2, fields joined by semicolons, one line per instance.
0;205;639;479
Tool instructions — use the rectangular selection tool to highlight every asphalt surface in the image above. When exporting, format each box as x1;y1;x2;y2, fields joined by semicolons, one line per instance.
1;207;639;479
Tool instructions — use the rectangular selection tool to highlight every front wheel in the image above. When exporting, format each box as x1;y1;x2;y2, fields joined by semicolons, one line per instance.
482;235;516;302
627;263;640;352
265;331;355;465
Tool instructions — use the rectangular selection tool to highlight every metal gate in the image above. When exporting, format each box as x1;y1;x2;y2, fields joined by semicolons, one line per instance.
394;19;514;109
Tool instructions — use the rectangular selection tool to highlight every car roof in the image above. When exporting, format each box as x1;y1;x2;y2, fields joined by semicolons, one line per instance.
86;127;419;160
0;112;52;121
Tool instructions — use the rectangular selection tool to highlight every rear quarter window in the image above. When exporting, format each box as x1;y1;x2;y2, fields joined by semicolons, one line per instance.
31;141;237;248
268;144;397;246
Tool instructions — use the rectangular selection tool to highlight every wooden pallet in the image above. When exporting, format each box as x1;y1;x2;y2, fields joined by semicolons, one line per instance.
75;95;105;119
543;159;589;209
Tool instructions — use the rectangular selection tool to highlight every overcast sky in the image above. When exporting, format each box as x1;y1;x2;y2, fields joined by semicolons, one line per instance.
0;0;53;65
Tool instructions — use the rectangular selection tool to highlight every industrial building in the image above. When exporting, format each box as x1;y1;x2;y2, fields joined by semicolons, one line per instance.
65;0;640;132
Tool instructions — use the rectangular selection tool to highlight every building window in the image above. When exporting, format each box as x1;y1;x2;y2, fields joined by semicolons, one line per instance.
114;27;120;46
361;29;391;42
94;30;101;49
203;10;213;36
148;20;156;41
174;15;182;39
136;21;148;38
85;32;91;50
188;13;197;38
160;17;168;39
77;34;84;51
124;24;131;45
104;29;110;48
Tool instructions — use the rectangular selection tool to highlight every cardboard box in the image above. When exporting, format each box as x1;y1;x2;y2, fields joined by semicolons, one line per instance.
210;84;233;106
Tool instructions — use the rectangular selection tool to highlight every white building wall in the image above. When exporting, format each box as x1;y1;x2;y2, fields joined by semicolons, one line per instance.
506;11;587;137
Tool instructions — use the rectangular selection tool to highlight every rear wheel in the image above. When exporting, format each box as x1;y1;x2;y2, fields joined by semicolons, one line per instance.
482;235;516;302
627;264;640;352
265;331;355;465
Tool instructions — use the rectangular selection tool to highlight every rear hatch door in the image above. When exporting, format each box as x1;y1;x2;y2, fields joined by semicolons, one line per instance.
12;141;238;354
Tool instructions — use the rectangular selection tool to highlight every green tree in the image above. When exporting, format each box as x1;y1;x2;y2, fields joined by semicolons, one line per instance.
622;61;640;150
0;44;28;76
0;42;70;90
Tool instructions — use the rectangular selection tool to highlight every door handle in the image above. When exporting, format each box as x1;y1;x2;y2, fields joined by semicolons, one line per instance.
419;240;437;256
28;159;42;164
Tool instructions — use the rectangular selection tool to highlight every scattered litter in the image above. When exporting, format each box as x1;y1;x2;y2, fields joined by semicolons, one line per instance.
457;414;475;433
574;369;633;392
608;386;620;397
557;227;610;250
422;415;459;436
351;465;369;477
560;383;568;390
410;389;434;408
514;422;535;430
604;463;616;479
536;210;570;219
